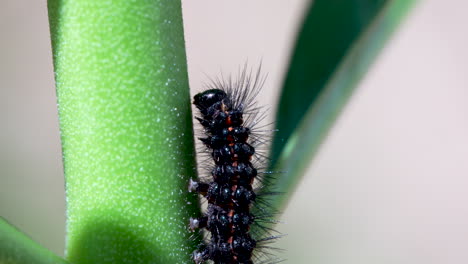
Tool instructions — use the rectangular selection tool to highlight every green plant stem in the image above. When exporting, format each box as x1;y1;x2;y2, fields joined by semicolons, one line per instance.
47;1;198;263
0;218;68;264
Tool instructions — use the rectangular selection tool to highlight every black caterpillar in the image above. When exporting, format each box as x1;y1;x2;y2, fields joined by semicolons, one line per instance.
189;67;279;264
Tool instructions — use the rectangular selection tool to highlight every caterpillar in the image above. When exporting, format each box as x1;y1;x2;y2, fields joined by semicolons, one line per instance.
188;66;280;264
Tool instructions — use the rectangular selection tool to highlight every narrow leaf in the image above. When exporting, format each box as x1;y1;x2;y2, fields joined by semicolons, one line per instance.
0;218;68;264
266;0;417;211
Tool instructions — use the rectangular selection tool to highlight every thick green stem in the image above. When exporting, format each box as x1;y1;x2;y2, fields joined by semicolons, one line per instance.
48;1;199;263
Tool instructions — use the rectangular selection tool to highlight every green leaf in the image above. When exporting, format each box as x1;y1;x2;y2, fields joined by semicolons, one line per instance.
265;0;417;211
0;218;68;264
47;0;199;263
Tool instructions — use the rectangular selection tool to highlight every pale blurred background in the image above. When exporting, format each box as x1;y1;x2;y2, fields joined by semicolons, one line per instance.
2;0;468;263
